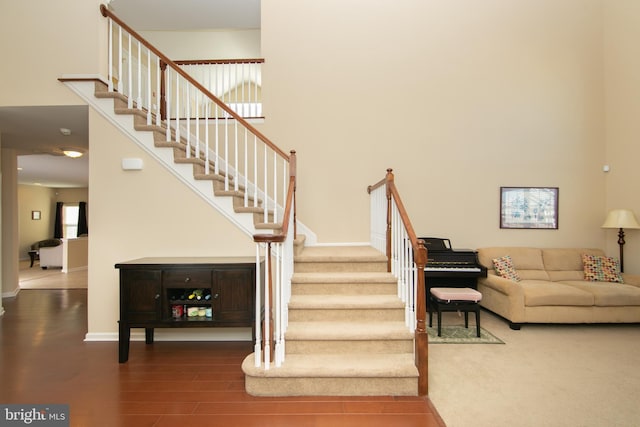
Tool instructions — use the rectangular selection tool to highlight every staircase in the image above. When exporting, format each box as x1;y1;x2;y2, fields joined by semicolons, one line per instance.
242;245;419;396
61;5;426;397
62;77;420;397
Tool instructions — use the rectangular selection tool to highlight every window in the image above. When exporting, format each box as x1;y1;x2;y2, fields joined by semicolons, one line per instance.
63;205;79;238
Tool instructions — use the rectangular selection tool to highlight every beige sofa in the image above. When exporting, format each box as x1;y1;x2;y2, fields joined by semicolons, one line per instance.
476;247;640;329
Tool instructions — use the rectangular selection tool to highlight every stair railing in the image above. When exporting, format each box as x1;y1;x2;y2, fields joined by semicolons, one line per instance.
100;5;288;228
99;5;297;370
367;169;428;396
253;152;296;368
173;59;264;119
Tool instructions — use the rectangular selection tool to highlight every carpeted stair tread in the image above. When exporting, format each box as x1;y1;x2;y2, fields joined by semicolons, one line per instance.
295;245;387;262
286;321;413;340
292;271;396;284
242;353;417;378
288;294;404;309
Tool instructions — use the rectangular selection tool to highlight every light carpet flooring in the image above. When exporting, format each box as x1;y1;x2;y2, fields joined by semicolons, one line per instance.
429;309;640;427
18;260;87;289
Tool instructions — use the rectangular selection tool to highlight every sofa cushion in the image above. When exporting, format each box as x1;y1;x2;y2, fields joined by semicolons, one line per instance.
542;248;604;282
560;281;640;306
478;247;549;281
520;280;594;307
492;255;521;282
582;254;624;283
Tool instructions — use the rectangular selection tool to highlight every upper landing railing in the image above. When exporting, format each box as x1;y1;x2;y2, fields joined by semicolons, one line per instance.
174;58;264;119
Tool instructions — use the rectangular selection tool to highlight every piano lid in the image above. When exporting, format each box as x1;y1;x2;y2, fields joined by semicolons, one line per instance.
419;237;452;252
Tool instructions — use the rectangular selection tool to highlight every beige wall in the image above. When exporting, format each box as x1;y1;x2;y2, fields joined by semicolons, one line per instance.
603;1;640;272
261;0;608;251
141;29;260;59
0;0;106;106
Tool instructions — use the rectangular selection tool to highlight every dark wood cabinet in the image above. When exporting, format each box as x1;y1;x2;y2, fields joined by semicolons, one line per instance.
115;257;262;363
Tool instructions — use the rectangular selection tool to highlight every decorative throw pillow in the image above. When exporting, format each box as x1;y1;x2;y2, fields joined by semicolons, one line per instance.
492;255;521;282
582;254;624;283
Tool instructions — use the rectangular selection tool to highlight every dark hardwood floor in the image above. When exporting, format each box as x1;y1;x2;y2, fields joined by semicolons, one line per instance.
0;290;445;427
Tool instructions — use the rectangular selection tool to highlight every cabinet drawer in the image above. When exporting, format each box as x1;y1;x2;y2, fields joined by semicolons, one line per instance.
162;270;211;288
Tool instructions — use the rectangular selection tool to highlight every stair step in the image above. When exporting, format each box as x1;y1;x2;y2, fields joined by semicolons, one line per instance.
291;272;397;295
288;294;405;321
285;321;413;354
294;245;387;273
242;353;418;396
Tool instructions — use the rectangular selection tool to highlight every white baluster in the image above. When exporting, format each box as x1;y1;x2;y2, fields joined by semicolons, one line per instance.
273;152;278;223
274;241;282;367
205;103;210;174
214;114;219;175
185;84;190;158
175;73;180;143
234;120;238;192
127;34;132;108
155;57;161;126
263;143;268;222
253;136;258;208
195;88;200;160
244;129;249;207
108;19;113;92
254;244;262;367
117;26;122;93
165;68;171;141
146;48;152;125
263;243;271;369
137;41;142;109
224;115;229;191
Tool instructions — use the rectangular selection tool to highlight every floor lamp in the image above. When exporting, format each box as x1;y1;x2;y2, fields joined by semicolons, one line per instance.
602;209;640;273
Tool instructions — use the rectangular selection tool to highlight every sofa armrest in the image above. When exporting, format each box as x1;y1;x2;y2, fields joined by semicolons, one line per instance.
478;273;526;323
621;273;640;287
479;273;525;297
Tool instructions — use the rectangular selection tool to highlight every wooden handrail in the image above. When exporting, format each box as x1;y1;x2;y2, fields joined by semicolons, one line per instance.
99;4;288;161
174;58;265;65
367;176;387;194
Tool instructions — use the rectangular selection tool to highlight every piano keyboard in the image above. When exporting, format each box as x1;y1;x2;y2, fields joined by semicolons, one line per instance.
424;266;482;272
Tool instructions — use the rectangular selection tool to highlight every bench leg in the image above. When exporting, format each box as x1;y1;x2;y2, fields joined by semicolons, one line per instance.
437;308;443;337
475;307;481;337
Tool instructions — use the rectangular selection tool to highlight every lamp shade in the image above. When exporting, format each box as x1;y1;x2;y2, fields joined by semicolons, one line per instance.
602;209;640;229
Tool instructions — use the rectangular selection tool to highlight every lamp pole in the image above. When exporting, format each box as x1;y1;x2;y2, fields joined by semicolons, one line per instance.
617;227;626;273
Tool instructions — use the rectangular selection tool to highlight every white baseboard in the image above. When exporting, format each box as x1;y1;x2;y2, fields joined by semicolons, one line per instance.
85;327;252;342
2;288;20;299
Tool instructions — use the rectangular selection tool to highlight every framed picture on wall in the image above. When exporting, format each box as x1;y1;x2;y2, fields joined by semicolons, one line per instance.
32;210;41;220
500;187;558;229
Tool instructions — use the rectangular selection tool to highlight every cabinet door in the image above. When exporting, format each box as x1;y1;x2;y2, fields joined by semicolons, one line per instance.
212;267;254;323
121;269;162;322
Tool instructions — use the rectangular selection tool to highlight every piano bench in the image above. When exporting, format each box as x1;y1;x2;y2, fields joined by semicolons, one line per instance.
428;287;483;337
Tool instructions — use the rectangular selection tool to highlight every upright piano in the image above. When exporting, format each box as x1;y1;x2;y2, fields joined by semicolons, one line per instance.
420;237;487;291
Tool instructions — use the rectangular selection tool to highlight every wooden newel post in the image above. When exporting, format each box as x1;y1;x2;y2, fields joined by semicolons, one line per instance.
415;240;429;395
290;150;297;238
159;60;167;120
385;168;394;273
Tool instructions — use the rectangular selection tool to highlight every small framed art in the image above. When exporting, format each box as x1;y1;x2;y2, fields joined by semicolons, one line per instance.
500;187;558;229
32;210;41;220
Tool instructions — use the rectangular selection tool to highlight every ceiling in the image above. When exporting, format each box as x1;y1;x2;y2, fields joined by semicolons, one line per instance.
2;0;260;188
